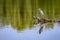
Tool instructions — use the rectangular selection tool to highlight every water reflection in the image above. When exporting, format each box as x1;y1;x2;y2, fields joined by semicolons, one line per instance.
0;17;60;32
0;0;60;31
39;24;44;34
0;16;60;40
33;21;60;34
0;0;60;40
0;22;60;40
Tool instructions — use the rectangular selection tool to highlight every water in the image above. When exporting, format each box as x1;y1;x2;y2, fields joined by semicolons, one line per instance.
0;23;60;40
0;0;60;40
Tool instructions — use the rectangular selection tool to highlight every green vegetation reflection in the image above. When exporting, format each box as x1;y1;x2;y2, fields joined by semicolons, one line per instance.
0;0;60;31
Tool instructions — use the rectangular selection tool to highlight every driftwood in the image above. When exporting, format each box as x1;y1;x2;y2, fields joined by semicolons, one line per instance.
33;16;60;34
38;18;60;23
33;16;60;24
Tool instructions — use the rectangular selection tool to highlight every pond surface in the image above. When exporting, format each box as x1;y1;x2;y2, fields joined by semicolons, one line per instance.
0;23;60;40
0;0;60;40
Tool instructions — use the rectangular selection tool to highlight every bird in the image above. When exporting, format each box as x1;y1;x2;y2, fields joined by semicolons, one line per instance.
33;8;45;24
33;8;44;19
38;8;44;16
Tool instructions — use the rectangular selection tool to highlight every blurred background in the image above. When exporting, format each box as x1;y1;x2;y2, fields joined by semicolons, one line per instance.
0;0;60;31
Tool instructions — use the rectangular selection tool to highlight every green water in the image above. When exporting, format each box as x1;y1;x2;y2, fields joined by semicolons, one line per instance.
0;0;60;31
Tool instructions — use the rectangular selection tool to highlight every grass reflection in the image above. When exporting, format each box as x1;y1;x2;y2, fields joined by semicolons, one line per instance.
0;0;60;31
45;23;54;29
